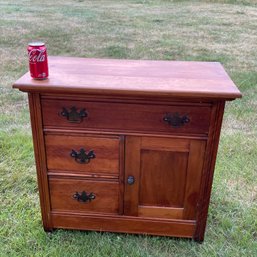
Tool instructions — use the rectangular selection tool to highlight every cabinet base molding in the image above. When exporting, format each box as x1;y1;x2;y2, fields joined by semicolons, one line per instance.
51;213;196;239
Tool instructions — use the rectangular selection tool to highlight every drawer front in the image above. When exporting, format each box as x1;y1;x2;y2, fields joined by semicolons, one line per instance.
45;134;120;174
42;99;211;135
49;177;119;214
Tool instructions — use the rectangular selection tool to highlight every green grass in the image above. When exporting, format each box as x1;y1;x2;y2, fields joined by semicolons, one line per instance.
0;0;257;256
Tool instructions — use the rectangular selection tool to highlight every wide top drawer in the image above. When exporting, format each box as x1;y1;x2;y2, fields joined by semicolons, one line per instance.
41;99;211;135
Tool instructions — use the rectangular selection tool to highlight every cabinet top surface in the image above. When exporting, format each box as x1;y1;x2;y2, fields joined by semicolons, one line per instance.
13;56;241;100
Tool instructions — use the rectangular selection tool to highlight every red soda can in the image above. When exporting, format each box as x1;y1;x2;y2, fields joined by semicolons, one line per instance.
27;42;49;79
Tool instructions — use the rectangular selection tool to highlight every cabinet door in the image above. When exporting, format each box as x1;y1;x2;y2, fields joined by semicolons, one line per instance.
124;136;206;220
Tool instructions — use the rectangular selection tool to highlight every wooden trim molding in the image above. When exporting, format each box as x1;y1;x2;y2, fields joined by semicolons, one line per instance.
28;93;53;231
194;101;225;241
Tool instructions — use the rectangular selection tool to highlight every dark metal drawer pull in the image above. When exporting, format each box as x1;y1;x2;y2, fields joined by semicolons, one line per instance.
70;148;96;164
73;191;96;203
61;106;87;123
163;113;190;128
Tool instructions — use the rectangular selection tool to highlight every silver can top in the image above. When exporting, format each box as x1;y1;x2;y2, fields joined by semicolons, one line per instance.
28;42;45;46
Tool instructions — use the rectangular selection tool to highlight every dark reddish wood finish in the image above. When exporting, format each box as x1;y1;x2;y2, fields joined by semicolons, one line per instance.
51;213;196;238
49;177;120;214
124;137;206;221
45;134;120;174
194;101;226;242
28;93;52;231
41;99;211;135
13;57;241;241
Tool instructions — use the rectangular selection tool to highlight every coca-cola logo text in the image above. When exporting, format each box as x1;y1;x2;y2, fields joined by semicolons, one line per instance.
28;49;46;63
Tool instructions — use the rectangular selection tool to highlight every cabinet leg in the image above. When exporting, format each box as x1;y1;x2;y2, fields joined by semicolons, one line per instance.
43;227;55;233
193;236;204;243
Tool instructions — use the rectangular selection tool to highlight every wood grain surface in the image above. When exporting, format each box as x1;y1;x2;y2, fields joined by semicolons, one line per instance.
45;134;120;174
49;177;120;214
51;212;196;238
124;136;206;221
13;56;241;100
13;57;242;241
41;98;211;135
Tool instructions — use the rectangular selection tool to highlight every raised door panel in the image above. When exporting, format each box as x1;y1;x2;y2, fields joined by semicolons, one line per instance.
124;136;206;220
139;150;188;207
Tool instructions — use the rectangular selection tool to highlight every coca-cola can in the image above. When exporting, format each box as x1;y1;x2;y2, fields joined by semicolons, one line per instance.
27;42;49;80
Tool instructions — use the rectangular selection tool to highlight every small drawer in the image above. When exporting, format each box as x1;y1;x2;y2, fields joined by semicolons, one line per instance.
49;177;119;214
41;99;211;135
45;134;120;175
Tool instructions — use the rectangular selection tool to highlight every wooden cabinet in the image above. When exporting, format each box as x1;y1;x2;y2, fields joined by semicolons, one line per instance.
13;57;241;242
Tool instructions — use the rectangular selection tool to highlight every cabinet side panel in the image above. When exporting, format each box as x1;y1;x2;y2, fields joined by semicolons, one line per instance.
28;93;52;230
194;101;225;242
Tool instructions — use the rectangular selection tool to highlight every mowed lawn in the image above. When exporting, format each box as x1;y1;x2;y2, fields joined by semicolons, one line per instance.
0;0;256;256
